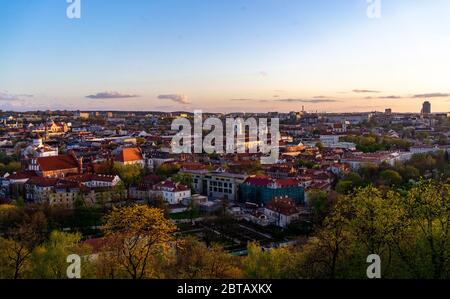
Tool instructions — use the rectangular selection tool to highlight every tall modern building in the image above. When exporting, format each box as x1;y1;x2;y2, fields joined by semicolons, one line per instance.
422;101;431;115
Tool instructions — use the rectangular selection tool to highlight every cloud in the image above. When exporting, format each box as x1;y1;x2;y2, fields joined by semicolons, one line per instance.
230;98;338;103
353;89;381;93
378;95;404;99
230;97;339;104
0;91;33;101
259;71;268;77
86;91;139;99
158;94;190;104
276;98;339;103
413;93;449;98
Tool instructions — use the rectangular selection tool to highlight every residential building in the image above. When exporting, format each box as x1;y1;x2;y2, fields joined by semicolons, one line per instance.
239;176;305;205
114;147;145;167
181;169;247;201
263;197;301;228
153;180;191;205
27;153;82;178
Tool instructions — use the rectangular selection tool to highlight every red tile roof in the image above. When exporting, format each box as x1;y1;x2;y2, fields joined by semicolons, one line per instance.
66;173;118;183
36;155;79;172
244;176;301;188
154;180;190;192
266;197;300;216
7;171;38;180
244;176;272;187
115;148;143;163
26;177;59;187
275;178;300;187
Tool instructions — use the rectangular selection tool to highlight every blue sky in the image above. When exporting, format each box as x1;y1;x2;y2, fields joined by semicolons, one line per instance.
1;0;449;112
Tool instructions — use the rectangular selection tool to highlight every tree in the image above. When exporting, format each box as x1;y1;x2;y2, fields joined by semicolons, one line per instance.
402;166;420;182
312;206;353;279
315;142;324;152
379;170;403;186
6;161;21;174
172;173;193;190
242;242;297;279
169;237;241;279
187;198;200;222
336;173;363;194
0;237;33;279
155;164;180;179
113;163;142;199
101;205;177;279
0;210;47;279
346;187;405;277
31;231;93;279
306;189;330;226
151;195;169;217
393;180;450;279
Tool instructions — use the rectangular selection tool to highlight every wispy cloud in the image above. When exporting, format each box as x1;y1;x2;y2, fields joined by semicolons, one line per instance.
353;89;381;94
0;91;33;101
378;95;404;99
86;91;139;99
158;94;190;104
276;98;339;103
413;93;449;98
230;98;338;103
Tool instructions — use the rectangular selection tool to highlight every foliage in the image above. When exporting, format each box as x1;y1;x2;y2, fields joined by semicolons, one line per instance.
242;242;297;279
113;163;142;187
100;205;177;279
172;173;193;190
167;237;241;279
155;163;181;178
340;135;412;153
31;231;93;279
307;189;334;226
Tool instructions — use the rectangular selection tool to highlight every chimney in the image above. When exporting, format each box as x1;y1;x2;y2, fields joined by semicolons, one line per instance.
69;150;83;174
78;156;83;174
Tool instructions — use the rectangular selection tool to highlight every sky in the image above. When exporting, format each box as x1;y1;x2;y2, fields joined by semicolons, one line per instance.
0;0;449;113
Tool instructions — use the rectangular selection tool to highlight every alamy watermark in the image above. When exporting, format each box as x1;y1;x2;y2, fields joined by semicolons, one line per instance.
66;0;81;19
65;1;380;21
67;254;81;279
366;254;381;279
367;0;382;19
171;110;280;164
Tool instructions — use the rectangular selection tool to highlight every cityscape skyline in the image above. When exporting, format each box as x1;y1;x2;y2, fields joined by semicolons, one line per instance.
1;0;450;113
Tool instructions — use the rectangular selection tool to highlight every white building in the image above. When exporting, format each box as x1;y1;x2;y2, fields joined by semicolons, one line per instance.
263;197;301;228
153;180;191;205
23;137;59;158
341;151;413;171
410;145;450;155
